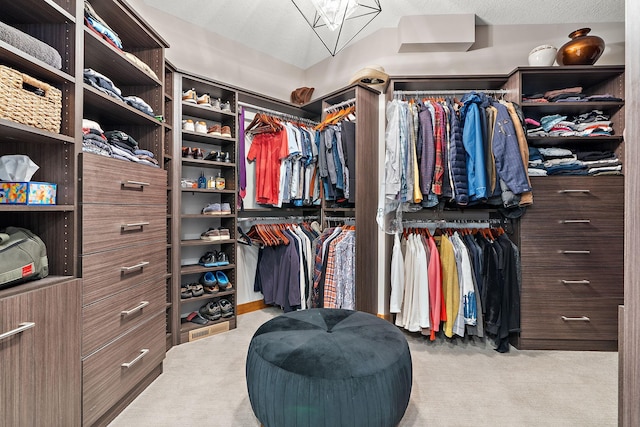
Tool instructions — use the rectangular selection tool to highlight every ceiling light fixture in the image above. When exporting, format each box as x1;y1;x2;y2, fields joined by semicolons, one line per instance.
291;0;382;56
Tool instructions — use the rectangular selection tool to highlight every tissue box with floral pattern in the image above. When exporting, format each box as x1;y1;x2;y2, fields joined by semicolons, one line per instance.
0;182;57;204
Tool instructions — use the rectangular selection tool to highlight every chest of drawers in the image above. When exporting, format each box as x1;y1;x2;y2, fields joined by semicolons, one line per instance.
80;154;167;425
517;176;624;350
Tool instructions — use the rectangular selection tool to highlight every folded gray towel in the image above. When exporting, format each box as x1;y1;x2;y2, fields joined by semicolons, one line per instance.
0;20;62;69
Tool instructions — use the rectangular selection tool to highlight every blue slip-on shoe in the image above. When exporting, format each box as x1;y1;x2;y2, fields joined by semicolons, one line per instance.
216;271;232;291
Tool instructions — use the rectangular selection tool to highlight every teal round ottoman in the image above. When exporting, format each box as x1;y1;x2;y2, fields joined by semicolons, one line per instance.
246;309;412;427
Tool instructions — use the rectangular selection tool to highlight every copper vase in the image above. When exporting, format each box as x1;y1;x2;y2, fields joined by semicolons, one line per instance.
556;28;605;66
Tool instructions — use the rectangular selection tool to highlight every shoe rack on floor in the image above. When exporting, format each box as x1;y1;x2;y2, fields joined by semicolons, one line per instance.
171;71;238;345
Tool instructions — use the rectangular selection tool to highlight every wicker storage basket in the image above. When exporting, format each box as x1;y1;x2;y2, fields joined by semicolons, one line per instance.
0;65;62;133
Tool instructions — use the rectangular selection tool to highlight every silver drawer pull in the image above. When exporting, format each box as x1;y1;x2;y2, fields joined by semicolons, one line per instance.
560;219;591;224
121;301;149;316
122;180;150;188
561;280;591;285
120;261;150;272
561;316;590;322
121;349;150;368
0;322;35;341
558;189;591;194
561;250;591;254
121;222;150;230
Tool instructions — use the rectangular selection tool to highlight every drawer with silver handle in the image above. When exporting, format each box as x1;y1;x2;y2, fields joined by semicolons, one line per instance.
80;154;166;205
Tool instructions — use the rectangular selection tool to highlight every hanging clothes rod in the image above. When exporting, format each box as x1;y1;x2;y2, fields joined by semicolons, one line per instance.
324;97;356;113
237;215;319;223
393;89;510;99
324;216;356;224
238;102;318;126
401;218;503;228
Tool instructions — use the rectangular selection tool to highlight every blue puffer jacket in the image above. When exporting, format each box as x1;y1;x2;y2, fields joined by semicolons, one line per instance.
448;101;468;205
460;92;488;202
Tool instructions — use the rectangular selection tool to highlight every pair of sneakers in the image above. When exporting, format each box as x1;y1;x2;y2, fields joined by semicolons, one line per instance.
181;119;207;134
204;150;231;162
202;203;232;215
200;227;232;241
198;298;233;321
183;147;204;159
198;250;230;267
206;124;232;138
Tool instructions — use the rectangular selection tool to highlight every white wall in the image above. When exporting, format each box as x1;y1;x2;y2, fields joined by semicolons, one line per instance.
305;22;625;97
129;0;624;102
127;0;306;100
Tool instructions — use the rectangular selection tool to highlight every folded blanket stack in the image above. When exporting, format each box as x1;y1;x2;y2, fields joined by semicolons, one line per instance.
0;20;62;69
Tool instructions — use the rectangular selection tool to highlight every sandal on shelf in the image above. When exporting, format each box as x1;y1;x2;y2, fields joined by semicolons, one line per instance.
199;301;222;321
186;311;208;325
190;283;204;297
181;285;192;299
204;284;219;294
216;271;232;291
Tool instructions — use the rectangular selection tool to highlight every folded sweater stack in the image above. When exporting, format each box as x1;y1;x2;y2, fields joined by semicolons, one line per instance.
528;147;621;176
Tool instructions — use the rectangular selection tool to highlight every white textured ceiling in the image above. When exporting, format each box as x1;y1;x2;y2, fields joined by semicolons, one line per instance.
142;0;624;69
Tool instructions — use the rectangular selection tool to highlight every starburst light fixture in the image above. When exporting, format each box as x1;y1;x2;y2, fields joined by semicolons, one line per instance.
291;0;382;56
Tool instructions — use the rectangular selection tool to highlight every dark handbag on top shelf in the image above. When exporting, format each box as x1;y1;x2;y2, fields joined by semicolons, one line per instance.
0;226;49;289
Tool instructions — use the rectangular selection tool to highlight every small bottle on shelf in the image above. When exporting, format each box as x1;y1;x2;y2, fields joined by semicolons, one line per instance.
207;176;215;189
198;171;207;189
215;172;226;190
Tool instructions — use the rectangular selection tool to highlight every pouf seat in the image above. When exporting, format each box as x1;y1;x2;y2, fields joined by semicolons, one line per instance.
246;308;412;427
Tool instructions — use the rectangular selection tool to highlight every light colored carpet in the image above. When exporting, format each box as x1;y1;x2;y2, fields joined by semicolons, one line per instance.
109;307;617;427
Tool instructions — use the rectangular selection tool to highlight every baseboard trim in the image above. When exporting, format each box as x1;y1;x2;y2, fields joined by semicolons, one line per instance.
238;299;268;315
377;313;392;322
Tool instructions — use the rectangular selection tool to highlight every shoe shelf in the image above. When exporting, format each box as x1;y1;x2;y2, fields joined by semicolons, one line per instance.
180;238;236;246
181;158;236;168
180;188;237;194
180;213;235;219
181;102;236;121
180;130;236;145
181;288;236;302
180;263;236;275
172;71;239;345
179;314;237;341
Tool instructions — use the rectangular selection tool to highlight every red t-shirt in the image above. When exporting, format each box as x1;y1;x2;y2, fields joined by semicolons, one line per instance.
247;130;289;205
